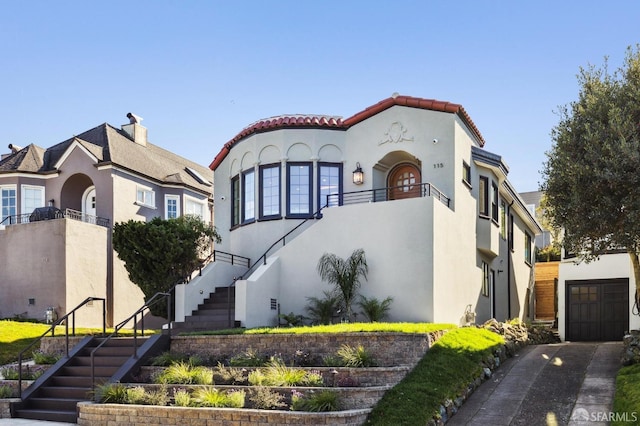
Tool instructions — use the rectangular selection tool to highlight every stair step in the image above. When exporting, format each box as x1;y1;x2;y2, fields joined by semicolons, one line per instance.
185;313;232;322
61;365;119;376
14;408;77;423
78;346;138;357
72;355;131;366
27;397;82;411
39;385;93;399
48;376;109;388
197;302;233;310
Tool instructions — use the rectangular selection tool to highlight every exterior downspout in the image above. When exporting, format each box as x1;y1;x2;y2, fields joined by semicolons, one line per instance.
507;200;514;319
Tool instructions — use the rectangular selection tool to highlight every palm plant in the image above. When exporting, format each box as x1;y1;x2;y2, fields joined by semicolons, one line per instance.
358;295;393;322
316;249;368;321
305;291;341;325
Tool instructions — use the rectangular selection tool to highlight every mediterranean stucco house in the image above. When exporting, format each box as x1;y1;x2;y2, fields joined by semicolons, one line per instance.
0;115;212;327
174;95;542;329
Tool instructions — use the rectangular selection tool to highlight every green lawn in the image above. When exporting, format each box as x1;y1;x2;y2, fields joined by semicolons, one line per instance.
612;363;640;426
180;322;457;335
365;327;504;425
0;320;156;365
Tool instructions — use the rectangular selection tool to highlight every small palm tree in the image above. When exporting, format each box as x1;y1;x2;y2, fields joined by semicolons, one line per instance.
305;291;341;325
358;295;393;322
317;249;368;321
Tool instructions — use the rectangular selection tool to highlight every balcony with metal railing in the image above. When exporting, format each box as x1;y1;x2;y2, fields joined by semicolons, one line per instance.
0;207;110;228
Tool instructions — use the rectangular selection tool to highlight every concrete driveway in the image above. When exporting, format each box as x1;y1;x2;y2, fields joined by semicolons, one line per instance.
447;342;624;426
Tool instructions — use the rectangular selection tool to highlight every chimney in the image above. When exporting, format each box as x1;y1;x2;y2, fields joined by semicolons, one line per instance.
8;143;23;154
121;112;147;146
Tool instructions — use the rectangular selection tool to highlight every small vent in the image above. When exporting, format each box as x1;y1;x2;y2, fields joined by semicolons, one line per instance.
270;299;277;310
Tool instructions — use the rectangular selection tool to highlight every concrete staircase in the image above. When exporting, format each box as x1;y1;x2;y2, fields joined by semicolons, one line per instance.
14;335;169;423
173;286;239;332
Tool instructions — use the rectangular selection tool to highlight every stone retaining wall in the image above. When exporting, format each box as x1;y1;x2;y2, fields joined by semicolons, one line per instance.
170;331;446;367
0;398;19;419
136;365;410;387
623;330;640;365
77;402;371;426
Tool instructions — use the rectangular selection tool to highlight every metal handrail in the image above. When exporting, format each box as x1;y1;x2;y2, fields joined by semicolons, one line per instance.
327;182;451;208
225;203;327;327
18;297;106;394
89;280;184;390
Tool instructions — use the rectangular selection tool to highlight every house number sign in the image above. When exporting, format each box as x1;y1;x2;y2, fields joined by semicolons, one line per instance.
433;163;444;169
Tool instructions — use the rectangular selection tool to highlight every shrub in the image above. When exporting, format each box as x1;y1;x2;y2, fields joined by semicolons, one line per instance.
247;386;286;410
247;358;324;387
358;296;393;322
0;366;44;380
278;312;306;327
144;386;169;406
32;350;62;365
95;382;128;403
305;291;341;325
336;344;376;367
172;388;192;407
153;362;213;385
192;387;245;408
229;348;267;367
213;362;247;385
125;386;147;404
0;385;13;398
291;389;340;412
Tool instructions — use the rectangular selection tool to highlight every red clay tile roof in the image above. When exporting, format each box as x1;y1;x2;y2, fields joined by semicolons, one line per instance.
209;95;486;170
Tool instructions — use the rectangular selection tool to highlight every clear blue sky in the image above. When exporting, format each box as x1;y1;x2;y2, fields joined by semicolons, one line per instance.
1;1;638;192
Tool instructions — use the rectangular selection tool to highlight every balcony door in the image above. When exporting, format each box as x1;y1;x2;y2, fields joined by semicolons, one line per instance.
388;164;421;200
83;186;96;218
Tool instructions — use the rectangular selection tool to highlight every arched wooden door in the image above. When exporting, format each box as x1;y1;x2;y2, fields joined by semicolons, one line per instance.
388;164;422;200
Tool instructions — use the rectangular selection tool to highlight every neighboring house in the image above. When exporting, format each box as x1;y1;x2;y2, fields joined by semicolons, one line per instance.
519;190;554;250
0;115;212;327
176;95;542;328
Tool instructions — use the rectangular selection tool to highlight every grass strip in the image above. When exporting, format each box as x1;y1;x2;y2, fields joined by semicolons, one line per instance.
365;327;504;425
612;363;640;426
0;320;156;365
180;322;456;336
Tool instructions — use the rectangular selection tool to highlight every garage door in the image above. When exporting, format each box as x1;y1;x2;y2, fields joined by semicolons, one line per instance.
566;278;629;341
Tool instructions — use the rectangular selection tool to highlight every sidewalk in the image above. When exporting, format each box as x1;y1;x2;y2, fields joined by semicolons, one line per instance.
447;342;622;425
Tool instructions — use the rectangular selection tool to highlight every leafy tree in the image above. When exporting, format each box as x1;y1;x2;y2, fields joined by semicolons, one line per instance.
316;249;368;321
113;215;221;317
541;45;640;314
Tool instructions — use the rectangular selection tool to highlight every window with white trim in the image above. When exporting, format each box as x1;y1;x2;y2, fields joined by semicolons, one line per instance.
260;164;280;219
242;169;255;223
22;185;45;217
481;261;490;297
136;185;155;208
165;195;180;219
287;162;312;217
1;185;17;223
231;175;240;227
479;176;489;217
525;231;532;265
185;197;206;222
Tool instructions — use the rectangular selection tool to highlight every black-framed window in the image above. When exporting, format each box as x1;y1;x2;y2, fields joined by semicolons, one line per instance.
231;175;240;227
491;181;499;223
287;162;312;217
462;161;471;187
481;261;490;297
525;231;532;265
260;164;281;219
509;213;514;251
500;200;507;239
479;176;489;217
242;169;255;223
318;163;342;208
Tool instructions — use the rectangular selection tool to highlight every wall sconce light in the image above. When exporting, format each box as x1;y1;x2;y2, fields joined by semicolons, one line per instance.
352;162;364;185
48;199;55;207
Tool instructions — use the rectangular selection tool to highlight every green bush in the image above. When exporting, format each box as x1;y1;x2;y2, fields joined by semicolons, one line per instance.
358;296;393;322
213;362;247;385
95;382;128;404
336;344;376;367
291;389;340;412
0;366;44;380
305;291;341;325
0;385;14;398
153;362;213;385
172;388;192;407
247;386;287;410
229;348;267;367
32;350;62;365
192;387;245;408
247;357;324;387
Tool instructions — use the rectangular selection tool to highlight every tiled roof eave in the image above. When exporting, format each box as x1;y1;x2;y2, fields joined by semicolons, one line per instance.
209;95;487;171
